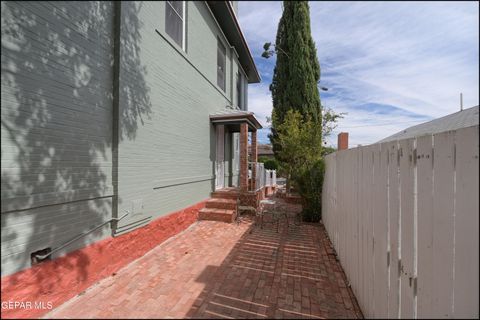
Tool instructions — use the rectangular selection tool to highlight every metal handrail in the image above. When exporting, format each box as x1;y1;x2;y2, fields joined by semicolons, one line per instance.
34;211;130;260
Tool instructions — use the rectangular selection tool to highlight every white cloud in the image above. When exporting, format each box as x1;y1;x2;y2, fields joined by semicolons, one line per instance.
248;84;272;127
239;1;479;147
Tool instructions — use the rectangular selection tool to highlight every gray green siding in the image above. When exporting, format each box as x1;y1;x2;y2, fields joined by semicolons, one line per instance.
1;1;114;275
115;1;243;232
1;1;253;276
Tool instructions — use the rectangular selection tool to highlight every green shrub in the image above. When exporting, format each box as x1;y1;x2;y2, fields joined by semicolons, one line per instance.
258;156;270;163
321;146;336;156
296;159;325;222
258;156;279;171
263;159;279;170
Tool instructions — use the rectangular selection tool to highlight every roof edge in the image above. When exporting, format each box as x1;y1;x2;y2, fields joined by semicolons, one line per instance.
377;105;479;143
210;111;263;130
225;2;261;83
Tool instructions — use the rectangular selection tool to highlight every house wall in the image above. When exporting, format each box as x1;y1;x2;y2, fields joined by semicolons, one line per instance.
322;125;479;318
1;1;115;276
1;0;250;276
114;1;243;233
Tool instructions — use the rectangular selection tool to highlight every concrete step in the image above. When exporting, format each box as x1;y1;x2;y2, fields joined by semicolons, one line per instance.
211;191;239;200
198;208;236;223
206;198;237;210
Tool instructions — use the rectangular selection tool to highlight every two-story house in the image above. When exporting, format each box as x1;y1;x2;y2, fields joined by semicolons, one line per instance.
1;1;264;318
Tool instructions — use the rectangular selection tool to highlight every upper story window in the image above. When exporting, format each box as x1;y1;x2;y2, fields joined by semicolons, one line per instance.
217;39;226;92
165;1;186;50
236;72;242;109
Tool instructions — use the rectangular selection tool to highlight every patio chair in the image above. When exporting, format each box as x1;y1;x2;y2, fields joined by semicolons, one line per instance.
258;199;288;233
235;198;256;225
284;204;302;231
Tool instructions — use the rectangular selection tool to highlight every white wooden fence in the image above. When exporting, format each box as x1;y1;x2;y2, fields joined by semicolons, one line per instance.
322;125;479;318
248;162;277;191
265;169;277;187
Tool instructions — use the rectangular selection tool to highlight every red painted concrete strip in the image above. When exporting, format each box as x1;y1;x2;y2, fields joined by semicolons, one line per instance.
0;200;207;319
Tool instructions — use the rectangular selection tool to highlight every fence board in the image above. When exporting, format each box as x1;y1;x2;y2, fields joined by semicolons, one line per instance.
366;145;376;316
453;126;479;318
342;149;352;294
352;148;358;293
335;151;340;250
432;131;455;318
343;149;351;289
373;143;389;318
359;148;367;313
399;138;416;318
388;141;400;318
337;151;344;271
416;134;434;318
354;148;361;300
337;150;343;251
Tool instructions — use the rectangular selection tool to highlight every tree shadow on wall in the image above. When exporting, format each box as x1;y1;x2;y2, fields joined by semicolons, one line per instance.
1;1;151;293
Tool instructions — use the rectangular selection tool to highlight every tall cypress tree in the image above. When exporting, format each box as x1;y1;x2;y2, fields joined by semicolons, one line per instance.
268;1;321;157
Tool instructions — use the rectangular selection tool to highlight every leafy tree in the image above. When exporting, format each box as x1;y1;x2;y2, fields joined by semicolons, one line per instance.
261;1;346;222
258;156;270;163
258;156;279;170
322;106;346;139
275;110;322;193
275;109;339;222
264;159;279;170
320;105;346;155
264;1;321;158
321;146;336;157
296;159;325;222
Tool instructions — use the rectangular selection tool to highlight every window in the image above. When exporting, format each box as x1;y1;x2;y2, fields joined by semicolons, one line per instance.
236;72;242;109
165;1;186;50
217;39;226;91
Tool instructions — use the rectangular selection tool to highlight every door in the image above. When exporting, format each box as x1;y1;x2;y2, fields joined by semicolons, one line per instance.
215;125;225;190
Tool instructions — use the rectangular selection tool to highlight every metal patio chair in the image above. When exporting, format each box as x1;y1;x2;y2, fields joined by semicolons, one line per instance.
235;197;256;225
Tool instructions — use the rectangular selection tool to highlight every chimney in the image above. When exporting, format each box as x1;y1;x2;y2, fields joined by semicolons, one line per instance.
337;132;349;151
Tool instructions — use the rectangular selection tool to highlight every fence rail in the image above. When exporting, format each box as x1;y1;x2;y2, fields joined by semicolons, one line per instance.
248;162;276;191
322;125;479;318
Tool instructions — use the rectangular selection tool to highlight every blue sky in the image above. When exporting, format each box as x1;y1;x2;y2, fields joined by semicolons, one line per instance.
237;1;479;147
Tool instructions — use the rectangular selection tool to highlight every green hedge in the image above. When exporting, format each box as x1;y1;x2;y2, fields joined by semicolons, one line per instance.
258;157;279;170
296;159;325;222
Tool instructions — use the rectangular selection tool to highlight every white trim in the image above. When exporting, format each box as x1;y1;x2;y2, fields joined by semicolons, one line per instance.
236;71;242;109
182;1;186;51
225;0;260;83
166;0;186;51
217;38;227;92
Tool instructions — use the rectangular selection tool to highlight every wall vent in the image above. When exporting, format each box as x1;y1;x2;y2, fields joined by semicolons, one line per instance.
31;247;52;266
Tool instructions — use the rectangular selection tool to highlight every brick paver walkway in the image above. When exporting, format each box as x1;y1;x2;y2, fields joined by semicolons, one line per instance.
46;202;362;319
